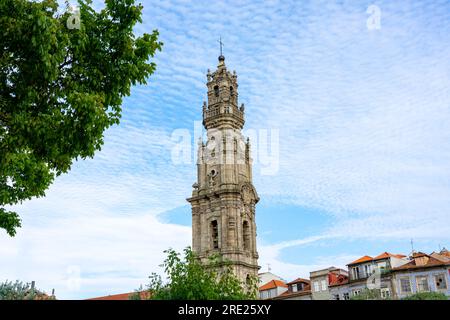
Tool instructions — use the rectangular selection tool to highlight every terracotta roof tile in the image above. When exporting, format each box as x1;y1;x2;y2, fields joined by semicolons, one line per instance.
87;291;150;300
348;255;373;265
286;278;310;285
259;280;287;291
431;252;450;263
329;274;349;287
412;251;428;258
373;252;406;260
392;253;450;271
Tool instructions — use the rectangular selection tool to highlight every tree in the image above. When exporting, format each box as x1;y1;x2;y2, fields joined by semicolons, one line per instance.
403;292;448;300
0;280;54;300
137;247;258;300
0;0;162;236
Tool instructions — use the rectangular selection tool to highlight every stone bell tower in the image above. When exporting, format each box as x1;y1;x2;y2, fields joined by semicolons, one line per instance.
187;54;259;284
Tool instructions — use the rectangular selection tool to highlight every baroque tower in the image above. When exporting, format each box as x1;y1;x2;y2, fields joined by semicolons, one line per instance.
187;54;259;284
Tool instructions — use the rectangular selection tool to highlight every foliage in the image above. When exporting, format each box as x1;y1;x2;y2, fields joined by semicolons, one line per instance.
128;285;145;300
0;0;162;236
350;288;389;300
138;247;258;300
403;291;448;300
0;280;51;300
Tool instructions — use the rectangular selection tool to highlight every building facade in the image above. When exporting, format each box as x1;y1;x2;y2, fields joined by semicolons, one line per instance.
259;280;288;300
346;253;409;299
328;251;450;300
310;267;348;300
187;55;260;284
273;278;312;300
259;249;450;300
391;252;450;299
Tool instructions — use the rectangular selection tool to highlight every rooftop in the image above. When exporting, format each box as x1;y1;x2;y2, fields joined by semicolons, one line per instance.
259;280;288;291
373;252;406;260
87;291;150;300
286;278;310;285
392;253;450;271
347;255;373;265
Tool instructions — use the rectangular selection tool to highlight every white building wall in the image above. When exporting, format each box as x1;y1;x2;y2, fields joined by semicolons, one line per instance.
258;272;284;286
393;268;450;299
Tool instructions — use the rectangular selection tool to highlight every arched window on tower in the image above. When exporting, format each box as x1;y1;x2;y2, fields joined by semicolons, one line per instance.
246;274;251;288
243;220;250;251
211;220;219;249
214;85;219;97
230;86;234;96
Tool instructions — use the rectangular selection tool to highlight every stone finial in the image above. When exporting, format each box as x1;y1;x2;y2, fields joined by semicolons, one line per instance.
240;103;245;112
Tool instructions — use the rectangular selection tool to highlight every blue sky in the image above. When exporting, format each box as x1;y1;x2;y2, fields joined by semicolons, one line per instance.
1;0;450;299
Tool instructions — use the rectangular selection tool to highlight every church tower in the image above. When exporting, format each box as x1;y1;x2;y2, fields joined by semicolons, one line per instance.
187;54;260;284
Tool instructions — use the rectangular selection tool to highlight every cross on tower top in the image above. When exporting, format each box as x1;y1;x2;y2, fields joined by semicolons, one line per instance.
218;36;225;61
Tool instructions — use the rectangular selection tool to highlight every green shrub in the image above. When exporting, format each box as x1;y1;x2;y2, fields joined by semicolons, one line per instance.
403;292;448;300
350;288;388;300
0;280;37;300
137;247;258;300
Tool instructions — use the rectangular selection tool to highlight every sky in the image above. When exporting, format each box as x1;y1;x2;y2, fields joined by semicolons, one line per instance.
1;0;450;299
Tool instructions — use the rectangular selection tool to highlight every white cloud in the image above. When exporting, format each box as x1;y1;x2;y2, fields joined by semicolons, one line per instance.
2;0;450;297
0;212;191;299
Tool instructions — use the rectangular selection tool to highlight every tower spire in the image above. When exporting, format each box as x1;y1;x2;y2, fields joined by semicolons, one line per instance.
218;36;225;61
188;55;259;286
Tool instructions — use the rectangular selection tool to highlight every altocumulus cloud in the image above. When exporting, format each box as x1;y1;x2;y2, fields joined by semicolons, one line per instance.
1;0;450;298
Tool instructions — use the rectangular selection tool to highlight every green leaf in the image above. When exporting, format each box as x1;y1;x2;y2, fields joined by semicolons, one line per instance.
0;0;162;236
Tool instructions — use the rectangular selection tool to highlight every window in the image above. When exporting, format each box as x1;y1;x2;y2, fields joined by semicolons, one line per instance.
364;264;373;277
416;276;430;292
378;262;387;274
211;220;219;249
243;221;250;250
291;285;297;293
400;277;412;293
313;281;320;292
321;279;327;291
364;265;370;277
352;289;361;296
268;289;276;298
434;274;447;290
230;86;234;96
214;85;219;97
343;293;350;300
260;290;269;299
333;294;340;300
380;288;390;299
352;267;360;280
296;283;303;291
